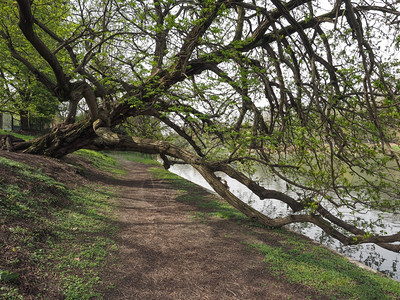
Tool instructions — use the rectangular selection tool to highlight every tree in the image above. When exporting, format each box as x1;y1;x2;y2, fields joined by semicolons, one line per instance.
1;0;400;252
0;0;63;130
0;64;59;131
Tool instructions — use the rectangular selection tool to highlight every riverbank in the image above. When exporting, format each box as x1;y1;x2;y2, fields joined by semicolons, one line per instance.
1;150;400;299
168;163;400;280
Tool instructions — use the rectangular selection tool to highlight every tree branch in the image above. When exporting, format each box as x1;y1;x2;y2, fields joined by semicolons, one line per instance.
16;0;68;97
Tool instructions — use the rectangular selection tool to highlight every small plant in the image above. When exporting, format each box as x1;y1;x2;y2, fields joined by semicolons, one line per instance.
190;211;208;223
0;270;19;282
0;286;23;300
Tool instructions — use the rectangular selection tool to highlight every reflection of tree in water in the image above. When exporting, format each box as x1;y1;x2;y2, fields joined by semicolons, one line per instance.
281;219;400;280
244;187;400;279
316;228;337;247
392;214;400;223
393;259;398;273
361;246;386;270
341;244;400;280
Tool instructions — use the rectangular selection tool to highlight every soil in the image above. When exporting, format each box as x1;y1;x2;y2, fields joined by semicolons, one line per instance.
96;157;326;300
0;151;327;299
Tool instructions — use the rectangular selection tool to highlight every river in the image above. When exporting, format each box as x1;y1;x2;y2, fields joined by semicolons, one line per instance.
168;164;400;281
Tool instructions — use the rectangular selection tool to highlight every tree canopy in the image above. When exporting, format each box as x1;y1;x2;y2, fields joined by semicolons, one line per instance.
1;0;400;252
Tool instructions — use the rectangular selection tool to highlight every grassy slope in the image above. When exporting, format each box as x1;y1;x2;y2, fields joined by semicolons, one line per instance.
0;129;35;141
0;148;122;299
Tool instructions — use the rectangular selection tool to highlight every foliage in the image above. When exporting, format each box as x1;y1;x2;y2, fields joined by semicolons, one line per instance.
1;0;400;250
0;1;61;128
0;270;19;282
0;67;59;129
119;116;165;139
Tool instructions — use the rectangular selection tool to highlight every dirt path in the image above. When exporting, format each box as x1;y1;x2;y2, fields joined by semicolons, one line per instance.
100;159;324;299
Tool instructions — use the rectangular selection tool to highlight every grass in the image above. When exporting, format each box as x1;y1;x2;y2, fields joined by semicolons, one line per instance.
0;152;120;299
0;129;34;141
248;231;400;299
73;149;127;175
147;166;245;221
73;150;161;176
147;162;400;299
107;151;161;166
148;166;263;226
148;166;198;190
2;149;400;299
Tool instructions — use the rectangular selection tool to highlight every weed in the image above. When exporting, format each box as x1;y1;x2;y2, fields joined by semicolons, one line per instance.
0;270;19;282
190;211;208;223
0;286;24;300
61;274;102;300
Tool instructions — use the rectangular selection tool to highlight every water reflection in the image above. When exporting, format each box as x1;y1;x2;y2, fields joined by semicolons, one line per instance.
168;164;400;281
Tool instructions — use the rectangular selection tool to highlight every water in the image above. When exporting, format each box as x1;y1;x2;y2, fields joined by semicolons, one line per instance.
168;164;400;281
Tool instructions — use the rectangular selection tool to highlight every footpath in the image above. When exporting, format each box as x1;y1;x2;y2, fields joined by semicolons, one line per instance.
98;158;328;299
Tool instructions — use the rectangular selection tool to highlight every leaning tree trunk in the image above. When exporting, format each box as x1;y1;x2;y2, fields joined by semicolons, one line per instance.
22;120;97;157
8;71;184;157
1;65;399;253
2;101;400;253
